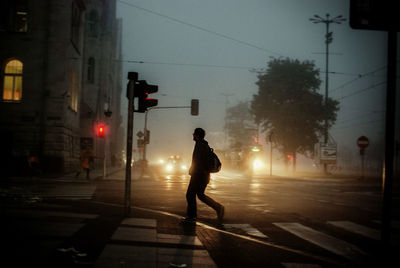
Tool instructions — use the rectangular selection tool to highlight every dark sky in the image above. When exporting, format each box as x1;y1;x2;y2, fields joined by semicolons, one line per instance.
116;0;387;168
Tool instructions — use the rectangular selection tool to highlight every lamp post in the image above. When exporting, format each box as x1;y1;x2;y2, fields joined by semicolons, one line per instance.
309;13;345;174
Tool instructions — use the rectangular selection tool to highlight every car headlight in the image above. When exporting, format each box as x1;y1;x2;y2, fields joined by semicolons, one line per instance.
166;164;174;171
253;159;263;170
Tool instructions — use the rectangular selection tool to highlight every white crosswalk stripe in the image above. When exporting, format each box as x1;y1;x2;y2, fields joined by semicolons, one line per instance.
327;221;380;240
223;223;268;238
273;222;365;260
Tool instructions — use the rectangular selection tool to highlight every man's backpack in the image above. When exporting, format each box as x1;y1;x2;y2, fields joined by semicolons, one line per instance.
208;148;222;173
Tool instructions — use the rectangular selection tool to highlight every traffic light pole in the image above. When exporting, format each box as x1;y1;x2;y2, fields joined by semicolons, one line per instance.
125;80;135;217
142;104;198;161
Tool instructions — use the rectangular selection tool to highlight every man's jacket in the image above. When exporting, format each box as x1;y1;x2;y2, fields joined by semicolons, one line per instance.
189;139;210;176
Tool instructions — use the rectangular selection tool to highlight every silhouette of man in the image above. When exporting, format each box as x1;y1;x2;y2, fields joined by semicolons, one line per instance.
183;128;224;222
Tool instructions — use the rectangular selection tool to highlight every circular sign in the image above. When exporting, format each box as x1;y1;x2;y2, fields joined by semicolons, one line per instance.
357;136;369;148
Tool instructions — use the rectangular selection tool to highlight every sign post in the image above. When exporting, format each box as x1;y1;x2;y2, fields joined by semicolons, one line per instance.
357;136;369;180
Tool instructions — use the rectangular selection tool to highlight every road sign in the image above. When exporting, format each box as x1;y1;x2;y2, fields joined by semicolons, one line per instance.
357;136;369;148
137;131;144;138
320;144;337;164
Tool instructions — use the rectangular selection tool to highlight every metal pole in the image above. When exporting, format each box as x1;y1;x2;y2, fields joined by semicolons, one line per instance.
309;14;345;175
125;81;134;217
323;19;330;174
381;30;397;246
103;137;106;178
361;150;365;180
143;110;149;161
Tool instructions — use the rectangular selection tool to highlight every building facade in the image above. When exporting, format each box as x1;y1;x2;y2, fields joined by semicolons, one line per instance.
0;0;123;176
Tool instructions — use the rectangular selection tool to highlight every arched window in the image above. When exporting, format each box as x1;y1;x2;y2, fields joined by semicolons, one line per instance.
2;59;23;101
87;10;98;37
87;57;95;83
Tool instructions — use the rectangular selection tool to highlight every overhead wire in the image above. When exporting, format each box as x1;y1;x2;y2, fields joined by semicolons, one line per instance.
117;0;284;57
122;59;256;70
330;65;387;94
336;81;386;101
334;110;385;126
117;0;389;123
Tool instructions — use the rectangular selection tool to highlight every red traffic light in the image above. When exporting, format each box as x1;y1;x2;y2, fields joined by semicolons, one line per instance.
97;124;106;138
136;80;158;113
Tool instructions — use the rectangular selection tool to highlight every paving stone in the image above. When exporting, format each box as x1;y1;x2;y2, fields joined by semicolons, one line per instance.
111;227;157;242
121;218;157;228
157;233;203;246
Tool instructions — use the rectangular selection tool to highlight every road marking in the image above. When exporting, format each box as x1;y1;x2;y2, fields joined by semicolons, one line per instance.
223;224;268;238
327;221;380;240
90;201;346;266
282;263;322;268
273;222;365;260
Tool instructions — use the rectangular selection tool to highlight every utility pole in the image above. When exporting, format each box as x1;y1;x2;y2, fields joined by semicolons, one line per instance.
309;13;346;174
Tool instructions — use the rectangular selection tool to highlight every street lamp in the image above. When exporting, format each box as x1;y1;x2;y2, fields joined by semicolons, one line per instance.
309;13;345;174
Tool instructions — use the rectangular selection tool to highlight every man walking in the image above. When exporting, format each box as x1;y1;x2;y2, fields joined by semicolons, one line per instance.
183;128;224;222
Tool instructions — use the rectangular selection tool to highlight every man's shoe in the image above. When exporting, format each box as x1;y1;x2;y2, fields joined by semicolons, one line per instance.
181;217;196;224
217;205;225;221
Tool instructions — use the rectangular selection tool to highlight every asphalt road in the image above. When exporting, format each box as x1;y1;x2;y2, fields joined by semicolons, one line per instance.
95;167;400;265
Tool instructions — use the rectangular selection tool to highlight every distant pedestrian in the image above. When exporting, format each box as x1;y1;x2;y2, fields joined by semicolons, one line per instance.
183;128;224;223
27;150;41;178
76;149;94;180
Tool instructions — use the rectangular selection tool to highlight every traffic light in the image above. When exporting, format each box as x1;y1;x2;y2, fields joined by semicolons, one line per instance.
191;99;199;116
97;124;106;138
135;80;158;113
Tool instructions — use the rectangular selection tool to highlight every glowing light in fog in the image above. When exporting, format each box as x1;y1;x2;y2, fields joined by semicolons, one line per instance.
253;159;263;170
166;164;174;172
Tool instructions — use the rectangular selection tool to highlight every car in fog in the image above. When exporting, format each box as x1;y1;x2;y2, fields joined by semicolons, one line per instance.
161;155;188;175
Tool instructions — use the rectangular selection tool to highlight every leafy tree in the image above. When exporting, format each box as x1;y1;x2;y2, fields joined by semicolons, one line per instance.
251;58;339;171
225;101;257;149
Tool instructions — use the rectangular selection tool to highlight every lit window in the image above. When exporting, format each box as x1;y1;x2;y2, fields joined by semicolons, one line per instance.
87;57;95;83
2;59;23;101
68;69;79;111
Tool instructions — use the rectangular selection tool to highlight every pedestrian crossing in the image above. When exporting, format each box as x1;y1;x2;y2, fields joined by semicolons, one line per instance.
95;218;217;267
222;218;400;265
273;222;365;260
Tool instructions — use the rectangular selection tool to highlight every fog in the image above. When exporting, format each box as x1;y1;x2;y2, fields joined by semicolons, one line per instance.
117;0;387;175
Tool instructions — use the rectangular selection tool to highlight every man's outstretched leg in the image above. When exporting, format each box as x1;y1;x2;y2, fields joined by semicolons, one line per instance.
197;183;225;221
